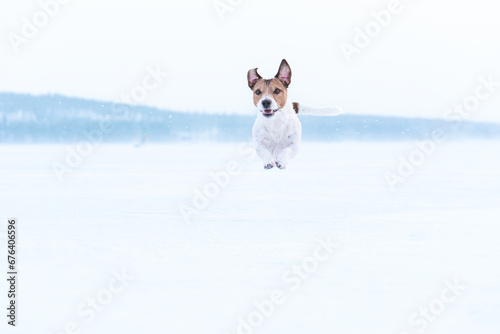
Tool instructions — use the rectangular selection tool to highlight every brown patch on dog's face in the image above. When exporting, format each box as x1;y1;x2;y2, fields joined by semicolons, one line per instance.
251;78;288;109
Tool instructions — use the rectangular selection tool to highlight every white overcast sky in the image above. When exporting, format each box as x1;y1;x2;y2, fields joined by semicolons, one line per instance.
1;0;500;122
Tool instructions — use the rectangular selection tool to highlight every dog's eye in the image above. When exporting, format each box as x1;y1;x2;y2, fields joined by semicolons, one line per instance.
274;89;281;94
255;90;262;95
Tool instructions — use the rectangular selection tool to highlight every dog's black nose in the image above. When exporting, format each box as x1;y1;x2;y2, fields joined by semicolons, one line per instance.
262;100;271;109
262;99;271;108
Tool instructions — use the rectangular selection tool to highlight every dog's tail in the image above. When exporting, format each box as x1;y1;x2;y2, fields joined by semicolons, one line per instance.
293;102;343;116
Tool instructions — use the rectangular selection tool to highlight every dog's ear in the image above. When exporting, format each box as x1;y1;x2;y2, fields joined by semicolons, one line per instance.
247;68;262;89
275;59;292;87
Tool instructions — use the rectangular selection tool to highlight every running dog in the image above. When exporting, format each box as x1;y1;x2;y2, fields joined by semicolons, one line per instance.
248;59;343;169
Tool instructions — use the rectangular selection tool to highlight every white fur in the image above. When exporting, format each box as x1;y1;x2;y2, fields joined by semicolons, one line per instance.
298;103;344;116
252;99;301;169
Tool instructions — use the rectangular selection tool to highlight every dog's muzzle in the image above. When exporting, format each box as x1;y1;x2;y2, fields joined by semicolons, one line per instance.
261;109;278;117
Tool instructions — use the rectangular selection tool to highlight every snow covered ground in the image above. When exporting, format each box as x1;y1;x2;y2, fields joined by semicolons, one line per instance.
1;141;500;334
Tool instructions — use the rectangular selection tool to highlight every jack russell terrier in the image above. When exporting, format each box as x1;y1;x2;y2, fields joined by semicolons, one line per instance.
248;59;343;169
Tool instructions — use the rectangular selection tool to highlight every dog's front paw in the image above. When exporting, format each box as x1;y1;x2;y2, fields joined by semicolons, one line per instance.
264;163;275;170
275;161;286;169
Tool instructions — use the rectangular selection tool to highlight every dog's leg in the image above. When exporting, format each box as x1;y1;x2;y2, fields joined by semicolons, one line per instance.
255;144;275;169
275;141;299;169
275;148;291;169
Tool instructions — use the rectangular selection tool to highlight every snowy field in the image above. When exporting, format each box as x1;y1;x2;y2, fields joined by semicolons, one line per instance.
1;141;500;334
